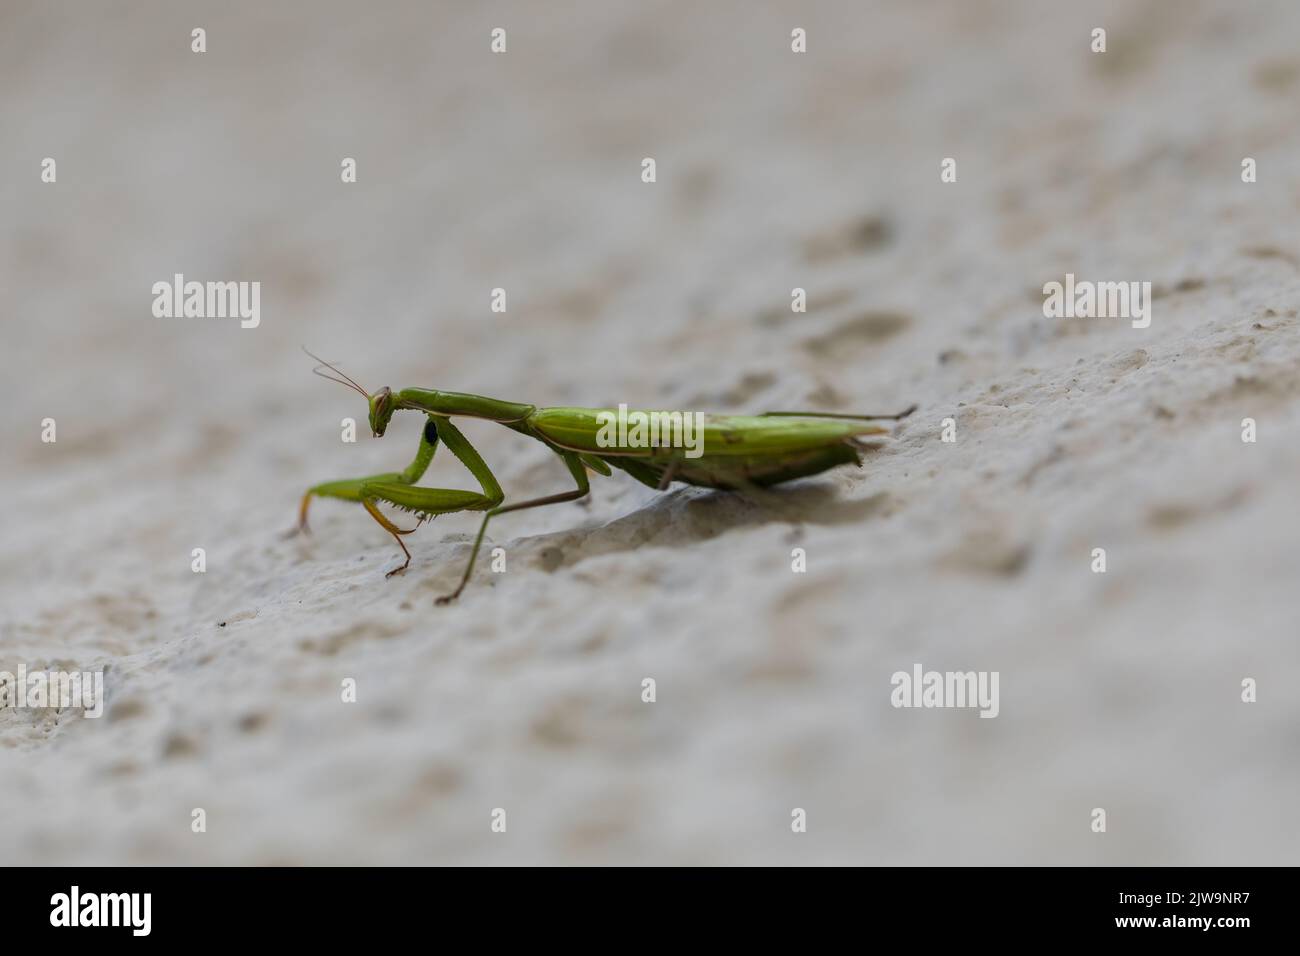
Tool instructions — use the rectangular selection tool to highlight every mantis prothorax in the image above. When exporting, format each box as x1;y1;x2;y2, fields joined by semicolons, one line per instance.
295;349;914;604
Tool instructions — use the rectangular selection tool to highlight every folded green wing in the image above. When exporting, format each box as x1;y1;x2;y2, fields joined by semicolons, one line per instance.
529;407;888;458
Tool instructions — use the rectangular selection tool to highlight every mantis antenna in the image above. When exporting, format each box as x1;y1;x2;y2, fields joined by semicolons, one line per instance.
302;345;368;398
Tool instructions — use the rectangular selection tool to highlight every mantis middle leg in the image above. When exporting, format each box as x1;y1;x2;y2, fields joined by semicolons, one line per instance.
436;450;590;605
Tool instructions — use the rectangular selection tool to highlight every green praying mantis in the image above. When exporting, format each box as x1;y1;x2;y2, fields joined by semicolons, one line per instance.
295;350;915;603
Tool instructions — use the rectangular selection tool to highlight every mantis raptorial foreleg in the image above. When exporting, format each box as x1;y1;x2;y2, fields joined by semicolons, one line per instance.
437;450;590;605
296;416;443;532
362;498;421;575
295;415;505;577
360;421;505;580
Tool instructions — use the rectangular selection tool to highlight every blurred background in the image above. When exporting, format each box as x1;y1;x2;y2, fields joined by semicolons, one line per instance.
2;0;1298;864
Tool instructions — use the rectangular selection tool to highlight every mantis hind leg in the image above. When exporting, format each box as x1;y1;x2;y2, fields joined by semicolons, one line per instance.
437;451;590;605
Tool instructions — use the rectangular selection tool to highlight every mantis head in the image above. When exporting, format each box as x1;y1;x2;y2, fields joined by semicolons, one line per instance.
368;387;395;437
305;347;394;438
